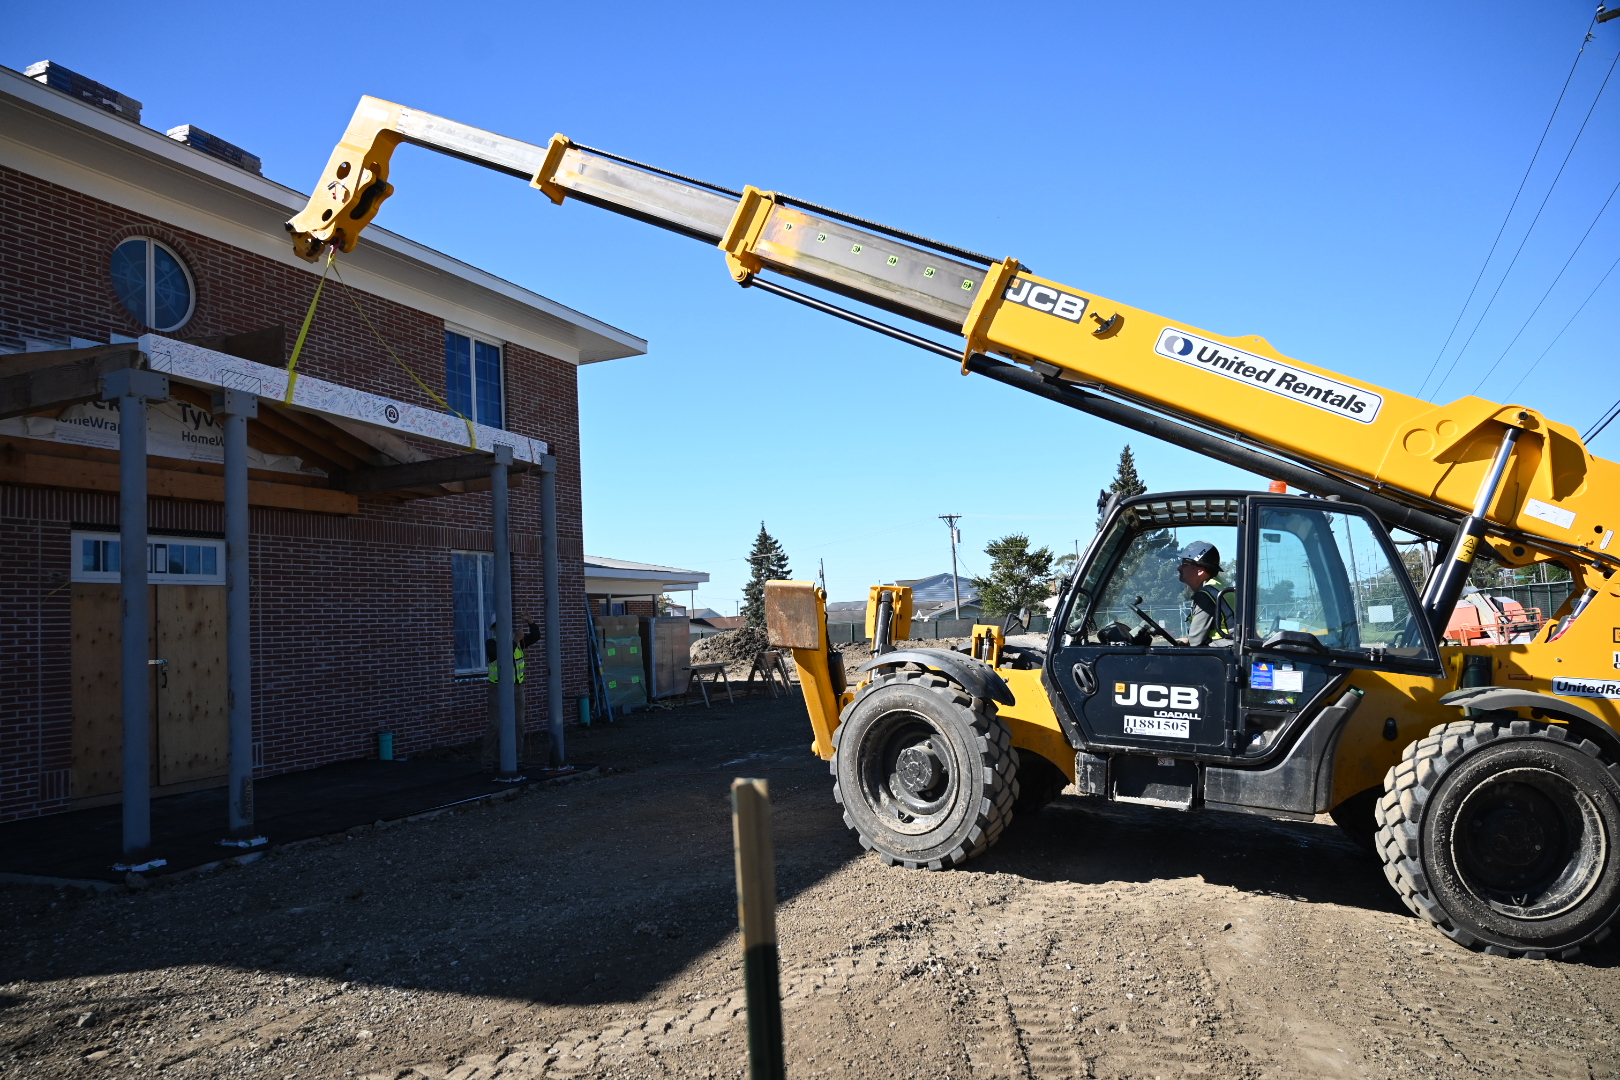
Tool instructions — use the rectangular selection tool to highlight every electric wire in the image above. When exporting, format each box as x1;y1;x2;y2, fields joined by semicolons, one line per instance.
1415;15;1598;399
1503;249;1620;398
1470;174;1620;395
1587;397;1620;444
1429;40;1619;401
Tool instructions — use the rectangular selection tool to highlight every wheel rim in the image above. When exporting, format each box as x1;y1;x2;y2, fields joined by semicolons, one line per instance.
1449;766;1608;920
856;709;959;836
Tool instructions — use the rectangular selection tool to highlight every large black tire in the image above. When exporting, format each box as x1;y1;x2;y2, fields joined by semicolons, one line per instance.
1374;719;1620;959
1012;750;1069;816
832;668;1018;870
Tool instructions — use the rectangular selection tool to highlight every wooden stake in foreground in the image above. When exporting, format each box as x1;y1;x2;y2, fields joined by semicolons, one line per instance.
731;778;786;1080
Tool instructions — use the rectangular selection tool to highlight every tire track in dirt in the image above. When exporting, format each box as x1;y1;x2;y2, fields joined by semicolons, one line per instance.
363;855;1620;1080
8;701;1618;1080
1199;888;1613;1077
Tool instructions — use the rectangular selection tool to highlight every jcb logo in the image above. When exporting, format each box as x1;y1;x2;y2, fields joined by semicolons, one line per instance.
1004;277;1089;322
1113;682;1200;710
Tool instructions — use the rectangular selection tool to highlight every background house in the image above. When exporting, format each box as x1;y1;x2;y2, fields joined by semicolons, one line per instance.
584;556;707;617
895;573;983;622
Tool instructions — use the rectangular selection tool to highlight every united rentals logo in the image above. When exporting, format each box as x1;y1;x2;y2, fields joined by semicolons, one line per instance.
1003;278;1090;322
1553;677;1620;700
1155;328;1383;424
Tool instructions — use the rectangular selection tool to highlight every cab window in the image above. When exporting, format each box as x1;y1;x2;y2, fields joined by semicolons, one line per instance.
1068;521;1237;643
1252;505;1428;657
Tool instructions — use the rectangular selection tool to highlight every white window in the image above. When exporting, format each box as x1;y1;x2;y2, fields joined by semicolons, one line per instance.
451;550;496;674
110;237;195;331
72;531;225;585
444;327;504;429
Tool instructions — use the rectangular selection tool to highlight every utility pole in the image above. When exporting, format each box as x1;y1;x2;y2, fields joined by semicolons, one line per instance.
940;514;963;620
819;558;827;596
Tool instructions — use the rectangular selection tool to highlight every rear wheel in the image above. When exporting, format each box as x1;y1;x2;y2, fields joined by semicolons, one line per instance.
832;668;1017;869
1374;719;1620;958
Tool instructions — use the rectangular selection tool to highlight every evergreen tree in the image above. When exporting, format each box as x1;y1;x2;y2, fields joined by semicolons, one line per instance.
972;534;1056;620
741;522;792;627
1097;444;1147;529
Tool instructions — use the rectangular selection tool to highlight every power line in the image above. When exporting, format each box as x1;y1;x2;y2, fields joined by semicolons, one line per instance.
1503;248;1620;397
1430;40;1619;401
1587;398;1620;444
1471;174;1620;395
1415;15;1599;399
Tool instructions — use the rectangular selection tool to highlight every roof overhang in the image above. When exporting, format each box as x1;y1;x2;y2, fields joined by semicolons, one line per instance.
584;562;709;595
0;64;647;365
0;341;546;511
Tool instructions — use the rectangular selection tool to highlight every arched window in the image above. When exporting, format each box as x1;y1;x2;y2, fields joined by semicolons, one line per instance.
110;237;195;331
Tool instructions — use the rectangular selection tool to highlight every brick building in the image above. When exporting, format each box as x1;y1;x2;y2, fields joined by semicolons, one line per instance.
0;64;645;823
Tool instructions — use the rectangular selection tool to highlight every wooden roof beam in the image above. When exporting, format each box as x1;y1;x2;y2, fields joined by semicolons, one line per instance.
341;452;531;494
0;346;144;421
263;403;394;467
165;382;353;476
248;400;372;472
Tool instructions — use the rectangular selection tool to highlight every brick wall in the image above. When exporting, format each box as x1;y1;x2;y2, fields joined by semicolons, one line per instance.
0;165;594;822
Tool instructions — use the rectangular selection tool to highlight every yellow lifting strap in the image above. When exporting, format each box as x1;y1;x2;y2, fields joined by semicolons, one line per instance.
282;249;335;405
279;250;478;451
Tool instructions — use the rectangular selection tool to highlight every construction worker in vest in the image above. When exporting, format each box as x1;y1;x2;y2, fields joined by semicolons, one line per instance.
482;617;541;770
1174;541;1234;646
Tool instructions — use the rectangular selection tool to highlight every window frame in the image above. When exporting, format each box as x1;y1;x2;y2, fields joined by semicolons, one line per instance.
443;324;506;430
1060;496;1242;645
109;237;196;332
71;530;224;585
450;549;497;677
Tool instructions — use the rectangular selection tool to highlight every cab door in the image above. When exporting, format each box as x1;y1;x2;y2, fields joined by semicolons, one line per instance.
1049;495;1244;758
1231;498;1451;693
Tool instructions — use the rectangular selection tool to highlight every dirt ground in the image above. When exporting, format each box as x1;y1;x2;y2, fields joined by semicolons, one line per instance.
3;694;1618;1080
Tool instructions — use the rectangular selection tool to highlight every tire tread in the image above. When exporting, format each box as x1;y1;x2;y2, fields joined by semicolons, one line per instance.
1372;717;1618;959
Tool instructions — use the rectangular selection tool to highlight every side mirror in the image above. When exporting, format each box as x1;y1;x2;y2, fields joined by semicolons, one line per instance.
1260;629;1327;655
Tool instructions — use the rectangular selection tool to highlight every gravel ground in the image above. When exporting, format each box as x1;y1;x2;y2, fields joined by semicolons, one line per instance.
2;695;1617;1079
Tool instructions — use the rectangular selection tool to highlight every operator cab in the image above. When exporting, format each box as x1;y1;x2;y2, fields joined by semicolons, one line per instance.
1047;491;1443;802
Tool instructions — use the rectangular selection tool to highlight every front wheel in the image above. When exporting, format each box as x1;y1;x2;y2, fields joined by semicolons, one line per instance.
832;668;1018;870
1374;719;1620;959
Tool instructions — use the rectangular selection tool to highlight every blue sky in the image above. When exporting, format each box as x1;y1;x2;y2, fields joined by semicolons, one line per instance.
10;2;1618;611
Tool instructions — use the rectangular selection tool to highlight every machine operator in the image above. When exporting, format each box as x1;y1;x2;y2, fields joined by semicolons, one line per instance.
1127;541;1234;647
1173;541;1233;646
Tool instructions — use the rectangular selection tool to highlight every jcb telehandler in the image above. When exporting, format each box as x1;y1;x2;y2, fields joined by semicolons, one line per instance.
286;98;1620;958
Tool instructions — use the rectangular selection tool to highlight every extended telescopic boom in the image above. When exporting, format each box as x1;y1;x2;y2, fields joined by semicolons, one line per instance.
286;98;1619;583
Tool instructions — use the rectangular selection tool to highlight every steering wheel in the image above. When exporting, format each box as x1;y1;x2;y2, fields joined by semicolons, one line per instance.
1129;596;1183;647
1096;620;1135;645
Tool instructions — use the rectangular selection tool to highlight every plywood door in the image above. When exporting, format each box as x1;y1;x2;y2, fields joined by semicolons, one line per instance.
154;584;227;785
70;584;157;798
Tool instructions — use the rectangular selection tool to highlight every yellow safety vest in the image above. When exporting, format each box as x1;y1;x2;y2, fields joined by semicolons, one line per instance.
488;645;526;685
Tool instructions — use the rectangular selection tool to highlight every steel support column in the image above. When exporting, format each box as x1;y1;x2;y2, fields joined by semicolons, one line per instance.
540;455;565;769
492;444;519;777
101;367;168;859
213;389;258;838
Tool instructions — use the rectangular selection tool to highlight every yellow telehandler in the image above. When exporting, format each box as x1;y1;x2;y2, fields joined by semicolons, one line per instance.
286;98;1620;958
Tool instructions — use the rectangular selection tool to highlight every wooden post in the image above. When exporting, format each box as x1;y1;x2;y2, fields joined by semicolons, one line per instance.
731;778;785;1080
